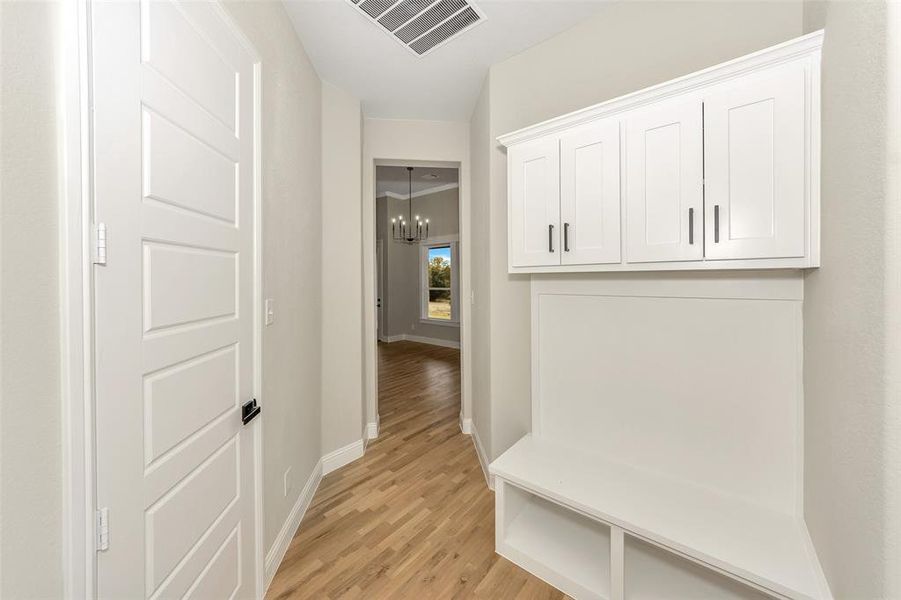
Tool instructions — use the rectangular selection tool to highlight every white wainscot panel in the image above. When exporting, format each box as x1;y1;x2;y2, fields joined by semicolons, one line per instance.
535;292;802;513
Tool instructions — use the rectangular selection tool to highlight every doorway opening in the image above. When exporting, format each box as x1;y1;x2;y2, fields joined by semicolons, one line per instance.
374;164;462;435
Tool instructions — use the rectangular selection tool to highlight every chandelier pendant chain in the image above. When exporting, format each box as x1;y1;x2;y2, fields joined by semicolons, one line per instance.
391;166;429;244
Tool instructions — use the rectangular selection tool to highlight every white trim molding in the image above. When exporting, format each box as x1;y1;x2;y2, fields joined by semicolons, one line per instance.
459;415;472;435
321;439;366;475
382;181;459;200
420;235;460;324
367;418;380;440
380;334;460;349
61;1;93;596
470;421;493;491
265;459;323;591
497;30;825;147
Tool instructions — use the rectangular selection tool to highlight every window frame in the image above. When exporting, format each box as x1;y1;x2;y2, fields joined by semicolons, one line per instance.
420;236;459;326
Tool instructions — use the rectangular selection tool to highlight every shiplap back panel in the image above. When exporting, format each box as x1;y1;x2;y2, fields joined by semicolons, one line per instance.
532;274;803;514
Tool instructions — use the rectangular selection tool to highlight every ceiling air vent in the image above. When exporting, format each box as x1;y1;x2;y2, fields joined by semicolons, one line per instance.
348;0;486;57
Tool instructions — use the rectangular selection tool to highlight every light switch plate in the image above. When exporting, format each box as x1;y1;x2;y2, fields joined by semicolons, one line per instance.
265;298;275;326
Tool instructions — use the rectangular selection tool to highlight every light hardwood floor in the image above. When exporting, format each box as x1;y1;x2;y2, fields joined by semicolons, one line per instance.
266;340;567;599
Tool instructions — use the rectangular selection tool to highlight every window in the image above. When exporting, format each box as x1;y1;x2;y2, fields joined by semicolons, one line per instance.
421;240;458;324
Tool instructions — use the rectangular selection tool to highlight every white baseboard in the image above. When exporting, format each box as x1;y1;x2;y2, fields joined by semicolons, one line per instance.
470;421;493;491
459;415;472;434
366;416;380;440
265;459;322;590
381;333;460;349
321;439;365;475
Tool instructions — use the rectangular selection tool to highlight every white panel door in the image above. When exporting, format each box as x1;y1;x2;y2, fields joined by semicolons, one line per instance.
624;98;703;263
92;1;258;598
509;136;560;267
560;119;621;265
703;61;807;260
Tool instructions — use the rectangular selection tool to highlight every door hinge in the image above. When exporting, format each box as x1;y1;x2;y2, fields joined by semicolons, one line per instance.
93;223;107;265
96;507;109;552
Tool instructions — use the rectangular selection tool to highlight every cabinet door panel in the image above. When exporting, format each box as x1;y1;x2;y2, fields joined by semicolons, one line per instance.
703;61;807;260
625;98;703;263
509;137;560;267
560;119;621;265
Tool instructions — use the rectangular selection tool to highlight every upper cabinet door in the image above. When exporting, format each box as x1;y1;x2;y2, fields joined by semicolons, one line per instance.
560;119;622;265
703;61;807;260
625;97;704;263
509;136;561;267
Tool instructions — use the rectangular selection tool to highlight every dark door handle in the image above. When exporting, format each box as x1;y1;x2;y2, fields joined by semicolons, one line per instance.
548;224;555;253
242;398;261;425
564;222;570;252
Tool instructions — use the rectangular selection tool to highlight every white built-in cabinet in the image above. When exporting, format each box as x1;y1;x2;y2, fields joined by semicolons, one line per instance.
624;97;703;263
490;31;831;600
560;119;622;265
509;137;560;267
703;60;808;261
502;32;821;273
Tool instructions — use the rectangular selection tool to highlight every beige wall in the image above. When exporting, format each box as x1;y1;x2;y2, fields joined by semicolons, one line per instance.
380;187;460;343
321;81;364;456
0;1;64;596
801;2;901;597
468;77;492;454
223;0;324;555
471;0;806;463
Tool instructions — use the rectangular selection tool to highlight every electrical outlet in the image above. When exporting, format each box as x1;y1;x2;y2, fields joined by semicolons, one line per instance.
265;298;275;326
283;466;292;497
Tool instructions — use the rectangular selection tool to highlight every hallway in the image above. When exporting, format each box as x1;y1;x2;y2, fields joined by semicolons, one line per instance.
266;341;564;599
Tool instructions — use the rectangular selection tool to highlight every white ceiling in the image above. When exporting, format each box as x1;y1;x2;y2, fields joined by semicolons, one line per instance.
376;165;458;197
282;0;608;120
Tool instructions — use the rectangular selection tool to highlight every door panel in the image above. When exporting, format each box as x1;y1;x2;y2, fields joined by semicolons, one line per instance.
92;1;257;598
144;344;238;464
703;61;807;260
143;243;238;331
560;119;621;265
625;98;703;263
509;136;560;267
143;109;238;223
142;0;238;131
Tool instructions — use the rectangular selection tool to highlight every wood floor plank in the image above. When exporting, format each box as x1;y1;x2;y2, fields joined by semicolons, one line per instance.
266;341;568;599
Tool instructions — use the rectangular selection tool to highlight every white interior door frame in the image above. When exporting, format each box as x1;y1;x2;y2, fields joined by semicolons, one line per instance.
60;2;264;597
365;158;472;434
376;239;386;340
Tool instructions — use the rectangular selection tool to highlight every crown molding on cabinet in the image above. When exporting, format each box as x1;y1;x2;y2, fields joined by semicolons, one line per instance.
497;29;824;148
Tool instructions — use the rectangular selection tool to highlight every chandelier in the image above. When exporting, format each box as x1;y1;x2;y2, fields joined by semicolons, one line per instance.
391;167;429;244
